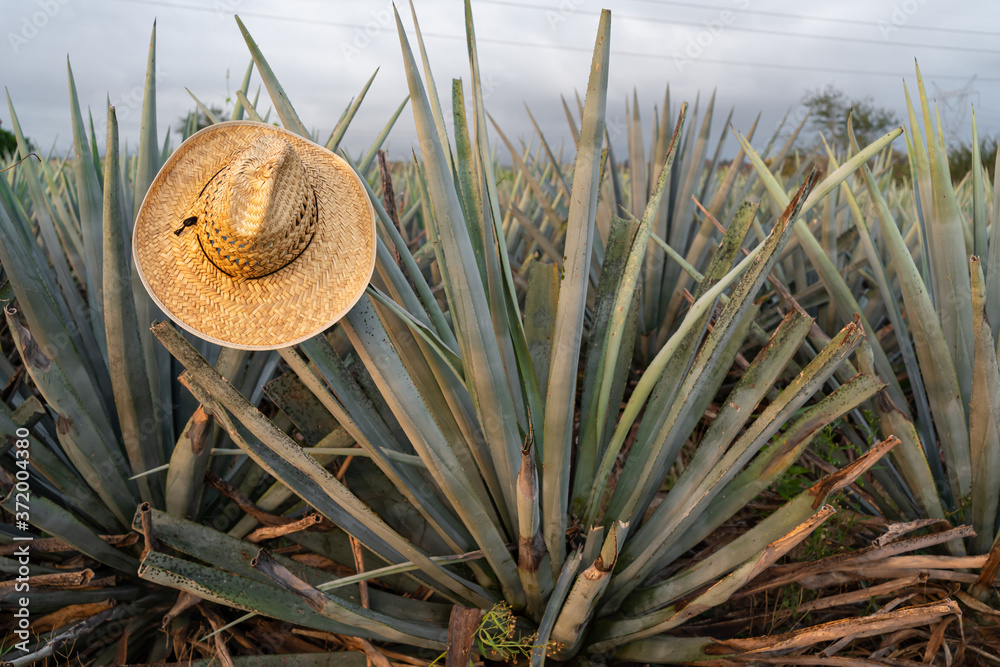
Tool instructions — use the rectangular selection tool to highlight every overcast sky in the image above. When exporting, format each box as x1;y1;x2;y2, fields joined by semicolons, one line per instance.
4;0;999;164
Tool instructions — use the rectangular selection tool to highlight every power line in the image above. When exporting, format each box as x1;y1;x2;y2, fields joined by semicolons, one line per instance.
625;0;1000;39
477;0;1000;57
108;0;1000;83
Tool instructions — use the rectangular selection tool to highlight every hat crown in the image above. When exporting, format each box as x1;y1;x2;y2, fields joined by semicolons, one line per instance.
196;135;318;279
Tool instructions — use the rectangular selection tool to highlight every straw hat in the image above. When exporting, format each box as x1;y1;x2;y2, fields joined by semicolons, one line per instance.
133;121;376;350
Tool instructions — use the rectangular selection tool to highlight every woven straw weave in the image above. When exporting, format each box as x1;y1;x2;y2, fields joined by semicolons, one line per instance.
133;122;376;350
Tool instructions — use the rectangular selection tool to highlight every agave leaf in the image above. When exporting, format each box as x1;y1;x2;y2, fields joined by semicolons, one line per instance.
609;324;877;608
164;348;248;519
366;286;464;383
0;177;116;430
972;110;988;260
638;87;671;332
606;201;759;526
185;88;221;125
541;9;610;575
197;376;492;608
848;124;971;503
0;492;137;572
614;309;811;587
517;432;551;621
250;550;447;647
590;508;834;651
985;136;1000;334
147;507;454;642
5;308;137;527
549;521;626;659
530;549;582;667
130;23;175;459
524;260;559;398
395;5;522;529
464;0;542;457
649;86;670;180
102;105;163;507
913;64;974;409
342;297;525;607
829;129;939;485
655;361;883;578
491;117;565;244
227;437;414;540
138;550;364;636
133;22;159;214
606;172;817;538
507;207;562;267
230;60;254;121
602;133;625;223
20;136;84;277
291;338;478;554
0;558;62;578
67;58;108;360
660;90;716;327
618;597;957;664
408;0;453;175
524;104;570;200
765;106;810;188
623;450;886;617
628;91;648;218
364;242;505;545
153;320;494;608
164;406;213;518
697;105;732;207
572;215;640;510
561;94;580;146
452;80;490;287
676;114;759;320
735;128;907;406
341;152;456;351
969;257;1000;553
134;505;322;586
234;89;263;122
5;94;94;358
575;107;685;515
357;95;410;175
361;207;503;543
875;394;948;523
0;401;120;531
87;109;103;191
235;15;309;139
583;211;773;531
325;68;378;152
818;186;838;331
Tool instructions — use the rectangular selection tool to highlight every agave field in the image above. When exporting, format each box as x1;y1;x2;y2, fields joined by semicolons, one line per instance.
1;3;999;665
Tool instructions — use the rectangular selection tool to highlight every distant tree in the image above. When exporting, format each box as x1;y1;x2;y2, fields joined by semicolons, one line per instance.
175;105;225;141
947;134;998;182
800;85;899;155
0;124;18;160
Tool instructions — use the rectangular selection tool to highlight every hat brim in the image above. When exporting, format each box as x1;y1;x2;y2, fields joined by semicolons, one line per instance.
133;121;376;350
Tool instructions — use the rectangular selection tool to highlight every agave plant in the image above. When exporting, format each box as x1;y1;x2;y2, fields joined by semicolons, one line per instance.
735;63;1000;593
1;4;959;664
